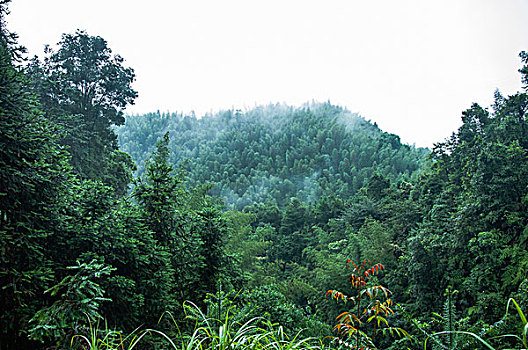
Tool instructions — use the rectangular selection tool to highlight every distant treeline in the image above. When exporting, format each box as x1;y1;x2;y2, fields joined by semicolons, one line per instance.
117;102;429;207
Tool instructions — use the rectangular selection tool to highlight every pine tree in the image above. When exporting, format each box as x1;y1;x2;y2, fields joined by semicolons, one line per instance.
0;2;72;346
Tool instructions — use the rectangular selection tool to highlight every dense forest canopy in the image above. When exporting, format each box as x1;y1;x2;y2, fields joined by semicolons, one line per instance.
117;103;429;208
2;1;528;348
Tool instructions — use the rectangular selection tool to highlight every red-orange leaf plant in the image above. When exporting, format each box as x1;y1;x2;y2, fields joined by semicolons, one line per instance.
326;259;408;350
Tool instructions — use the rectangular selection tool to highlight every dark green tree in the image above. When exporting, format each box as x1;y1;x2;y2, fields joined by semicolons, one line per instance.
403;52;528;322
133;132;229;313
519;51;528;90
276;198;310;265
0;2;72;346
27;30;137;195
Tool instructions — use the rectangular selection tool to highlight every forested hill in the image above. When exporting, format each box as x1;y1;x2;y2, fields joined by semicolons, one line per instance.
117;103;429;207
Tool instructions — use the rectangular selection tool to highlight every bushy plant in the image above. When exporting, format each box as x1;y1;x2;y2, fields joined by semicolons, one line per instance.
29;257;114;345
327;259;409;349
241;284;330;338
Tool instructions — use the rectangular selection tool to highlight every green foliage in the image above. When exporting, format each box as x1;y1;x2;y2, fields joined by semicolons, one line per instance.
0;4;74;346
4;1;528;348
519;51;528;90
421;298;528;350
241;285;330;338
174;290;325;350
504;298;528;348
403;63;528;320
28;258;113;344
70;317;133;350
117;103;428;208
69;289;327;350
27;29;137;195
132;131;231;318
355;219;394;269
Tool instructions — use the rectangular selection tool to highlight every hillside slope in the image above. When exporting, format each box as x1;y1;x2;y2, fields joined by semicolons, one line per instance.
117;102;429;207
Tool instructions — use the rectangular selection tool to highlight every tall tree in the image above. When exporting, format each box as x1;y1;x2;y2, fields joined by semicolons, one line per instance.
0;1;72;346
132;133;228;312
404;53;528;321
27;30;137;195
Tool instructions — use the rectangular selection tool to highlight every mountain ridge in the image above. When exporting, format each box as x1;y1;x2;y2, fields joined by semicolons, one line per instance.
117;102;429;208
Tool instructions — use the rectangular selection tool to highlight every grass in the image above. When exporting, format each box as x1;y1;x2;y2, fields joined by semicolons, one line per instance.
69;296;528;350
424;298;528;350
70;299;325;350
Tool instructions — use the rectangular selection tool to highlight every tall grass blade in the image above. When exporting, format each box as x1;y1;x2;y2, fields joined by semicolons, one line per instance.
425;331;495;350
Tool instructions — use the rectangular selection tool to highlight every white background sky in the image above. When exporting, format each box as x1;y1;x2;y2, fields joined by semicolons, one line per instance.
7;0;528;147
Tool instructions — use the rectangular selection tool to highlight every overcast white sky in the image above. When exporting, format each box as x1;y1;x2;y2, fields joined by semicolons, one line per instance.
7;0;528;147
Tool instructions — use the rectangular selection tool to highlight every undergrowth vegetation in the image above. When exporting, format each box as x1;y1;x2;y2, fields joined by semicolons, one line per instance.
65;291;528;350
58;266;528;350
69;290;326;350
